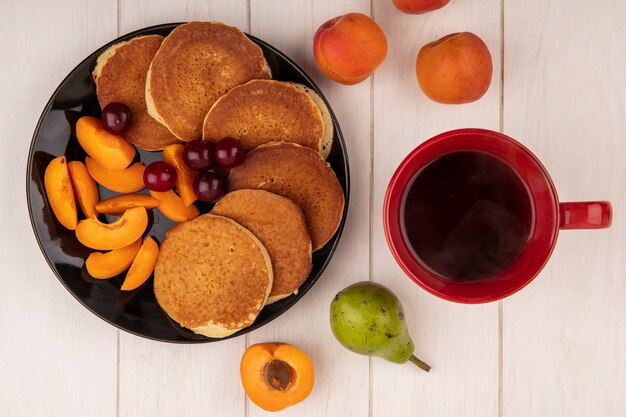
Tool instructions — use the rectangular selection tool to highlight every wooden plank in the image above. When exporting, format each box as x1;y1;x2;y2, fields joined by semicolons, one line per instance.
119;0;248;34
248;0;371;415
502;1;626;415
117;3;248;417
0;1;118;416
371;1;501;416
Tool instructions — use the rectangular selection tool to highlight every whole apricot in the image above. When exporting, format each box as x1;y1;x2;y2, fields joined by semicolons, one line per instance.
416;32;493;104
313;13;387;85
392;0;451;14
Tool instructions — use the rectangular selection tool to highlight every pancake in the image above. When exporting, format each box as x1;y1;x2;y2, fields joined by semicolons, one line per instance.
202;80;334;158
146;21;271;141
212;189;312;304
228;142;345;251
154;214;273;338
92;35;180;151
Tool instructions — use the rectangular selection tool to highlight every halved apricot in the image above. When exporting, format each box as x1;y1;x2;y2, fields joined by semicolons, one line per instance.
85;239;142;279
240;343;314;412
75;207;148;250
44;156;78;230
85;157;145;193
162;144;197;206
150;190;200;222
95;193;159;215
75;116;136;170
121;237;159;291
68;160;99;218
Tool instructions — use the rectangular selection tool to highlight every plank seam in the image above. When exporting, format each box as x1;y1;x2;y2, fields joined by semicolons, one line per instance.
116;0;121;37
246;0;251;33
368;3;375;417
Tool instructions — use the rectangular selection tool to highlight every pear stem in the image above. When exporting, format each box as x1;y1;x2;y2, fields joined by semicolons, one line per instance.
408;355;431;372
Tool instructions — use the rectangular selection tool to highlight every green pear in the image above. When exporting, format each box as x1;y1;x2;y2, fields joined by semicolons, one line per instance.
329;281;430;371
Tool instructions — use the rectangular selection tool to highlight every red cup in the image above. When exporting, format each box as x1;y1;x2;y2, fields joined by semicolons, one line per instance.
384;129;612;303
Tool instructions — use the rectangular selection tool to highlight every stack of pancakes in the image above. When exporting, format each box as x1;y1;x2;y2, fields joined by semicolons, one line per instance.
92;22;345;338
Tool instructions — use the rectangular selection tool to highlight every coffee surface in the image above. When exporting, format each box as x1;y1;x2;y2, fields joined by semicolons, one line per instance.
402;151;533;281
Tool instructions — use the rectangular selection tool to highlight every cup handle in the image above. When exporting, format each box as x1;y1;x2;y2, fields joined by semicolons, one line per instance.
559;201;612;230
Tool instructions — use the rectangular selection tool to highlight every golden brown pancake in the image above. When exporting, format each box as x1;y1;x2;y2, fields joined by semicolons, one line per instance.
146;21;271;141
92;35;180;151
202;80;333;158
154;214;273;338
228;142;345;251
212;189;312;303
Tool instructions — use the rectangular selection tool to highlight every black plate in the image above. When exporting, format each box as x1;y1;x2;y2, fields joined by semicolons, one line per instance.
26;23;349;343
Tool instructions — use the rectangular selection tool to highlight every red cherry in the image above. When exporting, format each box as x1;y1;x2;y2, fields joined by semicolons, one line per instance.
143;161;177;192
182;140;215;171
101;102;132;134
193;171;225;202
215;137;245;168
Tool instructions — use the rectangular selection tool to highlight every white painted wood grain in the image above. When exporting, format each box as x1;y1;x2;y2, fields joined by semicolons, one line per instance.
371;1;501;416
502;1;626;415
119;0;249;35
116;2;249;417
4;1;626;416
247;0;371;416
0;1;118;416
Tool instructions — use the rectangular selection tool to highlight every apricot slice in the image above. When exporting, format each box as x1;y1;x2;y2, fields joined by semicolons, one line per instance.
85;157;145;193
85;239;142;279
240;343;314;412
75;116;136;170
150;190;200;222
162;144;197;206
44;156;78;230
121;237;159;291
68;160;99;218
95;193;159;215
75;207;148;250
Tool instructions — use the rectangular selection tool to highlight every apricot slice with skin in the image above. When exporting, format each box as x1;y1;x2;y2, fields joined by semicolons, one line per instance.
121;237;159;291
44;156;78;230
150;190;200;222
240;343;314;412
162;144;197;206
68;160;99;218
85;157;145;193
85;239;142;279
95;193;159;215
75;116;136;171
75;207;148;250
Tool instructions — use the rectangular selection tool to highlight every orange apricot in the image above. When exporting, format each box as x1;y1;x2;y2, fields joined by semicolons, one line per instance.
313;13;387;85
75;207;148;250
162;144;197;206
95;193;159;215
68;160;99;218
75;116;136;170
85;157;145;193
44;156;78;230
416;32;493;104
240;343;314;412
85;239;142;279
121;237;159;291
150;190;200;222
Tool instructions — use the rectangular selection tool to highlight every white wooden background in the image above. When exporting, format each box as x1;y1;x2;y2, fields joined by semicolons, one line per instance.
1;0;624;416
